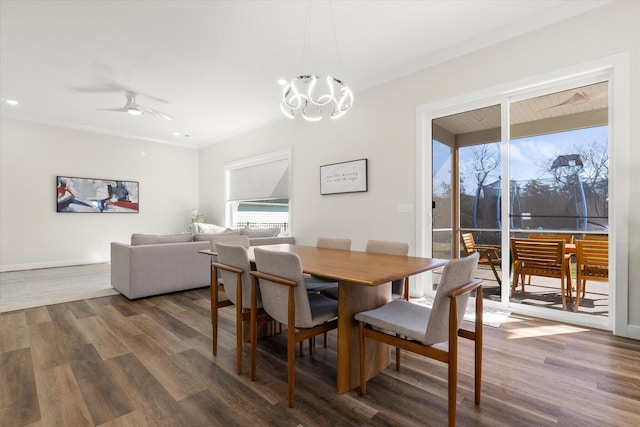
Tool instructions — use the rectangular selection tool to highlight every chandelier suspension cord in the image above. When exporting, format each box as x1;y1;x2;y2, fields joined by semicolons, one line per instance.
303;0;311;75
328;0;342;75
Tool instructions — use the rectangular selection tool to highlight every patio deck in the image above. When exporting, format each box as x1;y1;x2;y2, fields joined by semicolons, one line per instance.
432;265;609;316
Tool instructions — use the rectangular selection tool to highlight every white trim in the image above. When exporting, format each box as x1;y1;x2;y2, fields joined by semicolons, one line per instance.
416;53;629;336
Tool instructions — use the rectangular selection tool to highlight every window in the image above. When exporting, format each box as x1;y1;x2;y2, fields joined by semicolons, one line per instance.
224;150;291;234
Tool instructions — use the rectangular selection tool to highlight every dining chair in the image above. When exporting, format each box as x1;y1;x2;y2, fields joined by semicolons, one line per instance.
510;238;572;310
208;234;250;283
365;240;410;300
355;253;482;427
249;247;339;408
574;239;608;311
213;242;271;375
304;237;350;295
460;233;501;285
308;237;352;300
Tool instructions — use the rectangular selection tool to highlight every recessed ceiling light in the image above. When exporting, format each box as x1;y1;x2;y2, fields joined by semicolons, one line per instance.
173;132;181;137
5;99;18;106
277;79;288;86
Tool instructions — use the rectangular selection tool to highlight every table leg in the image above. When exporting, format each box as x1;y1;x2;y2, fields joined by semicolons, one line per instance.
336;280;391;394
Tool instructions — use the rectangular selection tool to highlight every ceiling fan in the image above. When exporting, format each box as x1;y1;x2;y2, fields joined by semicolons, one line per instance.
98;91;174;120
539;89;608;112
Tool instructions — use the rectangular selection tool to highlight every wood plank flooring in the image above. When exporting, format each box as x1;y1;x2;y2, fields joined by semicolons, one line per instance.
1;287;639;426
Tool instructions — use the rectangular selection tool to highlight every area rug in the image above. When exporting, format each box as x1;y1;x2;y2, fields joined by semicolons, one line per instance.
0;263;119;313
412;296;511;328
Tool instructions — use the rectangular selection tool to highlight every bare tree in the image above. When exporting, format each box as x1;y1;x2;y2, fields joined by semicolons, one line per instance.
472;143;501;189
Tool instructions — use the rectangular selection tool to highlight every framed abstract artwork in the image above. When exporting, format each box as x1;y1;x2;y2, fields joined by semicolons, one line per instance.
320;158;368;195
56;176;139;213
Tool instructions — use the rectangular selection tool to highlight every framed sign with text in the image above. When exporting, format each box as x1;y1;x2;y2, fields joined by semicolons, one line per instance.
320;158;368;195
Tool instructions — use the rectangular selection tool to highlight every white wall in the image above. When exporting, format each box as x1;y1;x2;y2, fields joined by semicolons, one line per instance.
199;1;639;335
0;118;199;271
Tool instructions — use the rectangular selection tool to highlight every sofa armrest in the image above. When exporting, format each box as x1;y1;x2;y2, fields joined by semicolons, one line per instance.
111;242;133;297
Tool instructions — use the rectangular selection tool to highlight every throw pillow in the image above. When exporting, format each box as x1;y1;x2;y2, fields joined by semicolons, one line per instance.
240;227;280;238
131;233;193;245
194;223;227;234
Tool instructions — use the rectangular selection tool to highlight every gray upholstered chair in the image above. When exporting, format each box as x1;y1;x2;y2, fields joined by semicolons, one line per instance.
213;242;270;375
355;253;482;427
249;247;339;408
366;240;410;300
307;237;351;299
316;237;352;250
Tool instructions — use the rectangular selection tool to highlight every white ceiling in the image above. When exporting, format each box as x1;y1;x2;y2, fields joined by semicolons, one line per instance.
0;1;611;148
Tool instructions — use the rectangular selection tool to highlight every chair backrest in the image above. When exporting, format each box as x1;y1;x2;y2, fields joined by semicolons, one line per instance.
253;248;314;328
576;239;609;278
460;233;476;256
365;240;409;256
511;238;565;270
424;253;479;345
583;235;608;241
215;243;253;308
528;234;574;244
317;237;351;250
210;234;250;250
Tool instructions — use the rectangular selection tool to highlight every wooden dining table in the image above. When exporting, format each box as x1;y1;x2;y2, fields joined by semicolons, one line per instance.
201;243;447;393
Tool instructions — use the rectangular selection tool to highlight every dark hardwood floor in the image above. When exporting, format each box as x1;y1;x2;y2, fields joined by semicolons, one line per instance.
1;287;639;426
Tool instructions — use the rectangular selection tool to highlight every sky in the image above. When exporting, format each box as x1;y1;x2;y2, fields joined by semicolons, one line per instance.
434;125;608;196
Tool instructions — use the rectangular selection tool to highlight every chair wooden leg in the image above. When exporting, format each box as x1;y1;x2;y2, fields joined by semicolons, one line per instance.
250;277;258;381
324;331;328;348
395;334;401;370
288;323;296;407
236;303;243;375
489;262;501;285
510;266;518;298
448;300;458;427
475;286;483;405
211;269;219;356
359;322;367;395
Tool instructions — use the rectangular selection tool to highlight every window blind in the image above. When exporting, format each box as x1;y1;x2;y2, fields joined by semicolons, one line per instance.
227;158;289;202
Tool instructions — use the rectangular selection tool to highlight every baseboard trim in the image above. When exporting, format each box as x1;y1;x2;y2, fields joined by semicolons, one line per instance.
0;258;110;272
627;325;640;340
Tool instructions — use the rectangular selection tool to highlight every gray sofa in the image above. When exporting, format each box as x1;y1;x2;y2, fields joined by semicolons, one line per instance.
111;232;295;299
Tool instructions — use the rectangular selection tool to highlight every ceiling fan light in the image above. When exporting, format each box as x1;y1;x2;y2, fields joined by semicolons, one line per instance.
126;107;143;116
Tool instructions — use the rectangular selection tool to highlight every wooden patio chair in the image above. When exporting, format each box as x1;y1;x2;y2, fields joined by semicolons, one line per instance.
461;233;501;284
510;238;572;310
574;239;608;311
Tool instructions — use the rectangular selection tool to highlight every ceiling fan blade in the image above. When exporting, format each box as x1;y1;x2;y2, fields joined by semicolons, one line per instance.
143;107;174;121
97;107;128;112
538;92;588;112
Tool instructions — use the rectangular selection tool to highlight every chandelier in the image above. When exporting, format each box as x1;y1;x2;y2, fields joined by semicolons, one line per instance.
279;2;353;121
280;74;353;121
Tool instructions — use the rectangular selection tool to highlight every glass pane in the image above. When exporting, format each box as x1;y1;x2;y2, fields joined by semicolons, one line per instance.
509;81;609;315
510;82;609;233
432;139;453;230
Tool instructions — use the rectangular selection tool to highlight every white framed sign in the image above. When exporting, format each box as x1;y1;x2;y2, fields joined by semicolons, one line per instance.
320;158;368;195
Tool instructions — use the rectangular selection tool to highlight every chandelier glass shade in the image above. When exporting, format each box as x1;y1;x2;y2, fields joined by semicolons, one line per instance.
280;75;353;121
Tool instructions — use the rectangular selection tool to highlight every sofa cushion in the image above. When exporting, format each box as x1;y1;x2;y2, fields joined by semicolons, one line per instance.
194;223;227;234
131;233;193;245
241;227;280;238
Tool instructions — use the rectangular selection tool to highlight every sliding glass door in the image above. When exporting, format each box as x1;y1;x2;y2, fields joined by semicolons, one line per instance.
429;79;610;325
